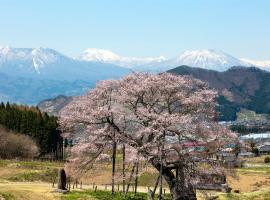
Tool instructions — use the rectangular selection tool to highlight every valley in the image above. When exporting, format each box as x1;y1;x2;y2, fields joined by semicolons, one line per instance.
1;1;270;199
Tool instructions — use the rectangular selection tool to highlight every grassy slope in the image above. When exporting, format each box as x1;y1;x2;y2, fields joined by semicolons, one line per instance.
0;182;60;200
0;160;62;200
0;158;270;199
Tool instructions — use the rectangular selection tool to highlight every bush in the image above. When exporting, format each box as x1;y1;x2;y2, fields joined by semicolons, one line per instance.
233;189;240;193
0;193;15;200
264;156;270;163
0;126;38;159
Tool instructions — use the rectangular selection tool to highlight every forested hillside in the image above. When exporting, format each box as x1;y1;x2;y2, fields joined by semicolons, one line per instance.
168;66;270;121
0;102;63;159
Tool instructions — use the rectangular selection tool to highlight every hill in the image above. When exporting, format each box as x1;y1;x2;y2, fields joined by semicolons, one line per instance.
37;95;73;116
168;66;270;120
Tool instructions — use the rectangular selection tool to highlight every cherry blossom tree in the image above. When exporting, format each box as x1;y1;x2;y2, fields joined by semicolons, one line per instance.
59;73;236;200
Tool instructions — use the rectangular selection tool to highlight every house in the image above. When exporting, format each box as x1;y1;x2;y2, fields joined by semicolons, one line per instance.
238;152;255;157
240;132;270;143
195;172;231;192
257;142;270;154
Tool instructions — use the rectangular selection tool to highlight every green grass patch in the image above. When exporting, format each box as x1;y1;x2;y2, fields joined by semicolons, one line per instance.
0;159;63;169
7;168;58;182
0;192;16;200
137;172;159;187
238;167;270;174
219;188;270;200
137;172;169;188
61;190;171;200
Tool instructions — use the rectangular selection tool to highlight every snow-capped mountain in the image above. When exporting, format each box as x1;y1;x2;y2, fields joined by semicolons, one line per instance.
240;58;270;71
0;46;69;75
135;49;248;72
0;46;130;104
0;45;269;105
166;49;247;71
80;48;166;68
80;48;270;72
0;46;129;81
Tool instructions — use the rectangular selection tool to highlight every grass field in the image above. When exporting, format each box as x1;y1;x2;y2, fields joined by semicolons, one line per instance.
0;157;270;200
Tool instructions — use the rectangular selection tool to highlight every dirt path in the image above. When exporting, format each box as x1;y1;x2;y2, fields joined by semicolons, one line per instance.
0;182;60;200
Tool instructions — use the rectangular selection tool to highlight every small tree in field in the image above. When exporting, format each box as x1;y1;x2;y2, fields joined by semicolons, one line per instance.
59;73;236;200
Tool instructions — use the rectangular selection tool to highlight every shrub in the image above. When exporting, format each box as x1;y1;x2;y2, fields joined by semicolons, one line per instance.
264;156;270;163
0;126;38;159
234;189;240;193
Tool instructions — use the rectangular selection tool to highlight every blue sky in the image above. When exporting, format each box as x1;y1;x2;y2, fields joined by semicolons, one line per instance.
0;0;269;59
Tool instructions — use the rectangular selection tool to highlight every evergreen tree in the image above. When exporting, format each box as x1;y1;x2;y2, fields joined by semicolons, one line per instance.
0;102;63;160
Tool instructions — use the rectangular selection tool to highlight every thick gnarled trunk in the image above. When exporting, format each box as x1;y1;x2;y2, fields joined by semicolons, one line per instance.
151;160;197;200
169;182;196;200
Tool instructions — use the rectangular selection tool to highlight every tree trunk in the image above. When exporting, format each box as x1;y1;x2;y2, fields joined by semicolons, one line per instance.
151;160;197;200
112;141;117;194
170;182;196;200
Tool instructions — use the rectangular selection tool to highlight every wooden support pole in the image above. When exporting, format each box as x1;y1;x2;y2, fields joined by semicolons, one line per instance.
134;161;139;194
112;141;117;194
122;144;126;192
125;163;136;195
52;177;55;188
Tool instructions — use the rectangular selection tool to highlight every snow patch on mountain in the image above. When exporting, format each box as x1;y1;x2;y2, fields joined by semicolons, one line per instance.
0;46;67;73
80;48;270;72
164;49;247;71
80;48;166;68
0;46;130;82
80;48;121;62
240;58;270;70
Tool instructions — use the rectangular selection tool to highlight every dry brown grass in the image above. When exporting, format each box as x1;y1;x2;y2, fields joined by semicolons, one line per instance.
0;182;59;200
228;172;270;193
244;155;270;164
0;166;27;178
1;157;270;200
77;161;159;186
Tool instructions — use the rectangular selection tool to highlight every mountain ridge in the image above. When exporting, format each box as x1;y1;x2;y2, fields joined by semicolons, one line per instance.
1;45;270;105
38;66;270;120
0;46;130;81
79;48;270;72
168;65;270;120
0;46;130;104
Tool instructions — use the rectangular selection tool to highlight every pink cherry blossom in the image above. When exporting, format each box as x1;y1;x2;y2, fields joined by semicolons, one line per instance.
59;72;237;199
